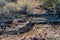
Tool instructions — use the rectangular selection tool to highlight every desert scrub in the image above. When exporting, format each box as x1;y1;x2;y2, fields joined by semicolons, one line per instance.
55;0;60;13
0;0;28;15
37;0;49;2
5;0;28;11
37;0;60;13
0;0;28;20
37;0;56;9
57;0;60;3
44;0;55;8
0;0;5;2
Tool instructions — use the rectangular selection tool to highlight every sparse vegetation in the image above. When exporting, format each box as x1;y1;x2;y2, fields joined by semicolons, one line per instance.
38;0;56;9
38;0;49;2
0;0;60;40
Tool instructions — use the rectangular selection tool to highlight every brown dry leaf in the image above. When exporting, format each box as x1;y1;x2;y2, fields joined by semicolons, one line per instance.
24;33;31;39
34;29;43;36
42;24;52;28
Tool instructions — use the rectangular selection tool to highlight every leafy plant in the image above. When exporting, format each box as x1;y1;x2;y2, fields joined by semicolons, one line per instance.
43;0;56;9
37;0;49;2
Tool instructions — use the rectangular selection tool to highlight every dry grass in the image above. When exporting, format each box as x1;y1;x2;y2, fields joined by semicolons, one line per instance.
5;0;28;11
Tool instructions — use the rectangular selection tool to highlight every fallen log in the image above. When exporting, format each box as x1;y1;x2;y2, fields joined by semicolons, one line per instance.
18;21;33;33
0;21;33;35
3;30;17;35
0;18;26;24
27;13;60;17
0;18;60;35
32;18;60;23
0;13;60;35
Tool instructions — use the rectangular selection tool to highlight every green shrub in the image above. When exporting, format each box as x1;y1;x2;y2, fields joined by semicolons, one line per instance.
58;0;60;3
44;0;56;9
37;0;56;9
37;0;49;2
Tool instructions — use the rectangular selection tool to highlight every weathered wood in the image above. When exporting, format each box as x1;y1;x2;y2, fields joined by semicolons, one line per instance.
0;13;60;23
0;21;33;35
0;18;25;24
3;30;17;35
27;13;60;17
18;21;33;33
32;19;60;23
0;13;60;35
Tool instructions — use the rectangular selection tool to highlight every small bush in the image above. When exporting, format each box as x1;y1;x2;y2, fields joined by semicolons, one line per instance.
43;0;56;9
37;0;49;2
